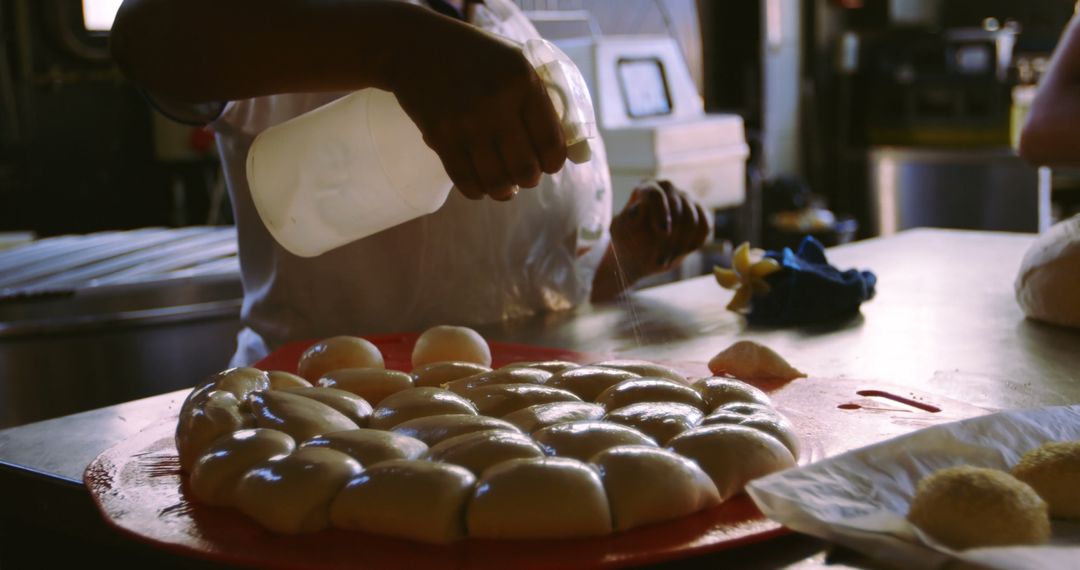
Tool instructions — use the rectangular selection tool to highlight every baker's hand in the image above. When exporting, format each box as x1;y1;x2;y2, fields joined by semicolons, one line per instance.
389;10;566;201
610;180;711;282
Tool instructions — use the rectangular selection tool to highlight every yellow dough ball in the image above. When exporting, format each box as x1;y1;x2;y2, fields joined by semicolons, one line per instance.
249;391;358;442
464;384;583;417
411;325;492;368
176;389;254;473
545;366;641;401
594;379;706;412
693;377;773;410
907;466;1051;550
267;371;313;390
443;367;552;395
532;421;657;461
411;361;492;388
501;402;607;434
667;424;795;500
302;429;428;466
297;336;385;382
501;360;580;374
391;414;521;446
1012;440;1080;520
590;360;688;384
368;387;477;430
425;430;545;476
317;368;414;406
604;402;705;445
281;387;373;427
190;428;296;506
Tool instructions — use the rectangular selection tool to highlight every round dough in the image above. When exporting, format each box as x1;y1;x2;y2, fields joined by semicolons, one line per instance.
694;377;772;410
249;391;358;442
425;430;545;476
369;387;477;430
302;428;428;466
532;421;657;461
908;465;1050;549
501;360;580;374
317;368;414;406
391;414;521;446
411;361;492;388
545;366;640;401
330;459;476;544
707;340;805;382
281;387;373;427
1014;215;1080;328
467;457;612;539
604;402;704;445
595;379;706;412
701;411;800;459
411;325;492;368
234;447;362;534
590;445;720;531
464;384;582;417
190;428;296;506
297;336;384;382
1011;440;1080;519
591;360;688;384
211;367;272;400
443;367;552;395
501;402;607;434
713;401;780;418
267;371;313;390
176;389;254;473
667;424;795;500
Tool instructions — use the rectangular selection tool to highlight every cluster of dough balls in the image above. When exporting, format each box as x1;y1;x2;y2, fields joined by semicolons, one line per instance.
175;325;799;543
906;440;1080;550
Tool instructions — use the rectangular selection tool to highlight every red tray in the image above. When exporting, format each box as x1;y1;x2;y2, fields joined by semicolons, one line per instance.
86;333;989;569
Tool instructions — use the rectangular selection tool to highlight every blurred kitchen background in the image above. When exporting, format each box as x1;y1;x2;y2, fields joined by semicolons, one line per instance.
1;0;1077;428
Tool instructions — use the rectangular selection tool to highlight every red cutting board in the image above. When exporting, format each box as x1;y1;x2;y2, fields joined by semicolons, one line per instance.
85;333;990;569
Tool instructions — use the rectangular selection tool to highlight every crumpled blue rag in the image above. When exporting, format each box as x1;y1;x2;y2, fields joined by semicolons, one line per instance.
750;236;877;325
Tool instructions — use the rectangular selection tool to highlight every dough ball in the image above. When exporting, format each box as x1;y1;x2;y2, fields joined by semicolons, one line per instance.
465;384;582;417
545;366;640;401
212;367;272;400
234;447;362;534
501;360;580;374
467;457;612;539
391;413;521;446
604;402;705;445
317;368;414;406
590;360;688;384
667;424;795;500
330;459;476;544
297;336;384;381
908;465;1050;549
1014;215;1080;328
595;378;706;412
411;325;492;368
249;391;358;442
590;445;721;531
425;430;545;476
302;428;428;466
701;410;800;459
190;428;296;506
707;340;805;382
281;387;373;427
176;389;254;473
443;367;552;395
694;377;773;410
411;361;492;388
369;387;477;430
713;401;781;418
267;371;313;390
532;421;657;461
1012;440;1080;519
501;402;607;434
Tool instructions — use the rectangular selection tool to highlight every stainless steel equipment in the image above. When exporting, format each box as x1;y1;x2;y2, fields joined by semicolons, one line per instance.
0;227;242;428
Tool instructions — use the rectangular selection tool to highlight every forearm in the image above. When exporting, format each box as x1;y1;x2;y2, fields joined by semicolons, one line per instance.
111;0;450;103
1019;15;1080;166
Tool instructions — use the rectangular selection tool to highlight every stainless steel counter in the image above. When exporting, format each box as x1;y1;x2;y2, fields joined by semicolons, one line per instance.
2;229;1078;568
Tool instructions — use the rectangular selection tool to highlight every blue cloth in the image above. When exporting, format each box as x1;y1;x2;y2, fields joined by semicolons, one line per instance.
750;236;877;325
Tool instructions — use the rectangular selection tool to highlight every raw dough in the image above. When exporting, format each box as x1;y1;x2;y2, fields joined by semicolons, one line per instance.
317;368;414;406
693;377;773;410
545;366;640;401
501;402;607;434
281;387;373;427
267;371;313;390
501;360;580;373
368;387;478;430
442;367;552;395
464;384;582;417
1012;440;1080;519
667;424;795;500
604;402;704;445
707;340;805;382
190;428;296;506
594;379;706;412
590;360;688;384
302;428;428;466
249;391;358;442
411;361;492;388
411;325;492;368
1014;215;1080;328
297;336;384;381
391;414;521;446
532;421;657;461
425;430;545;476
176;389;254;473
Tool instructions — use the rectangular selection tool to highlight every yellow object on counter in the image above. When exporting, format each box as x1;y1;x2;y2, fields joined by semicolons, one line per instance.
713;243;782;312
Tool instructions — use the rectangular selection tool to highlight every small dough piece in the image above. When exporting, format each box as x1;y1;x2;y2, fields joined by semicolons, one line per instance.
411;361;492;388
249;391;358;442
707;340;805;382
595;379;706;412
234;447;362;534
501;402;607;434
212;367;272;401
694;377;773;410
317;368;414;406
411;325;492;368
713;401;780;418
467;457;612;539
532;421;657;461
501;360;580;374
465;384;583;417
391;414;521;446
590;446;721;531
591;360;688;384
302;428;428;465
176;389;254;473
443;367;552;395
268;371;313;390
426;430;545;476
701;410;800;459
282;387;373;427
545;366;640;401
908;466;1050;549
330;460;476;544
1014;215;1080;328
667;424;795;500
190;428;296;506
297;336;384;382
604;402;705;445
1011;440;1080;519
369;387;477;430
